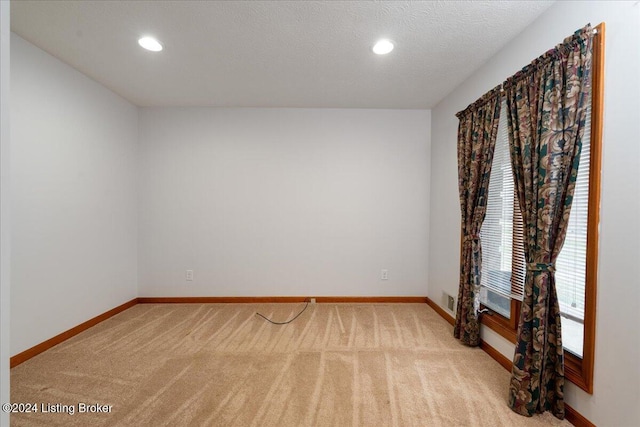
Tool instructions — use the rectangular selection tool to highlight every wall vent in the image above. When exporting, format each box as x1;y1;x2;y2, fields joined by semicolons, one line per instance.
443;291;455;312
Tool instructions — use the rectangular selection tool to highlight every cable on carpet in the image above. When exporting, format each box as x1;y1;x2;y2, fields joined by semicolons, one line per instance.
255;300;310;325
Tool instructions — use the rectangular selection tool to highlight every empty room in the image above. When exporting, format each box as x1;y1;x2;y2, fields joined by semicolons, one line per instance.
0;1;638;426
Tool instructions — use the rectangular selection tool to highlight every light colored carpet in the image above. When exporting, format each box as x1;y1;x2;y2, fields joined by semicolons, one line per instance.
11;303;572;426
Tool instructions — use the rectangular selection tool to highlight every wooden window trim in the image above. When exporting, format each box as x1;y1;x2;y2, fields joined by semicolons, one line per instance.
478;23;604;394
479;301;518;343
564;21;604;394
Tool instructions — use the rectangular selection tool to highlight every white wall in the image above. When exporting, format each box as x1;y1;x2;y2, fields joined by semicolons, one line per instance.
10;35;139;355
0;2;10;426
428;1;640;425
139;108;430;297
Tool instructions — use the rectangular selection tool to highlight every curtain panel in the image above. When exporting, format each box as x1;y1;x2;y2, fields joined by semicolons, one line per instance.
504;25;594;418
454;86;502;347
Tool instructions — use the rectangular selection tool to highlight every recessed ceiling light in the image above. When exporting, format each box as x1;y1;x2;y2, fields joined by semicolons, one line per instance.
138;36;163;52
372;39;394;55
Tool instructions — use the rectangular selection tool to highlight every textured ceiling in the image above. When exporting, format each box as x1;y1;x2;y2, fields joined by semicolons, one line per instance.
11;1;554;108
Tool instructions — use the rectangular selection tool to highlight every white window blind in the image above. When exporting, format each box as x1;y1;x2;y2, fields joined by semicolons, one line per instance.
556;95;591;324
511;192;526;299
480;102;525;303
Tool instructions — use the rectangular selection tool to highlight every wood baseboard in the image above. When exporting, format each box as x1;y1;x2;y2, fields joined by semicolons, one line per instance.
138;296;427;304
479;339;512;371
315;296;427;303
565;406;596;427
425;297;455;325
138;296;308;304
10;298;139;368
428;298;594;427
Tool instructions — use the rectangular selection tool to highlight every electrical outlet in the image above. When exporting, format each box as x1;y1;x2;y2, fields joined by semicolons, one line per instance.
186;270;194;281
447;295;455;311
381;269;388;280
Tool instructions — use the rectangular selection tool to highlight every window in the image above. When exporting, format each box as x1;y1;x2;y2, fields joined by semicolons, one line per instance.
479;101;525;320
556;90;591;358
479;23;604;393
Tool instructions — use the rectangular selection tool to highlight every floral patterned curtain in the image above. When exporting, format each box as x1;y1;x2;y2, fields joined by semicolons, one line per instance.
454;86;502;346
504;25;593;418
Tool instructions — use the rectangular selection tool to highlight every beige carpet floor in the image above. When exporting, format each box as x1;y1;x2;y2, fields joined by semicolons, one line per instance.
11;303;572;426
